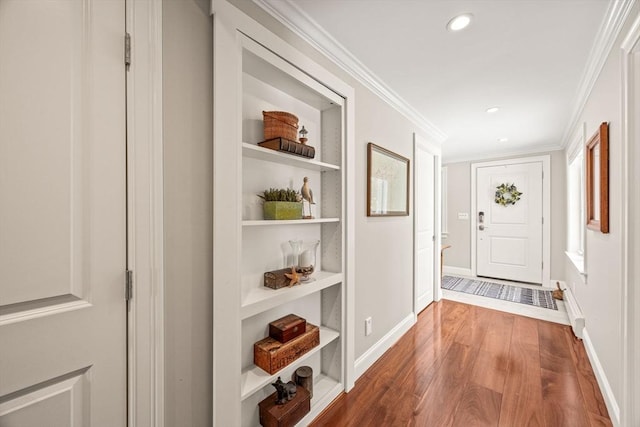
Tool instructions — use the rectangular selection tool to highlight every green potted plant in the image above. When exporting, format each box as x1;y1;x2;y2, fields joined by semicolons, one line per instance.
258;188;303;220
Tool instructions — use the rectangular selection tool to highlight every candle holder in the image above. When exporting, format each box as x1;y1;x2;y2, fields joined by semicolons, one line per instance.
297;240;319;281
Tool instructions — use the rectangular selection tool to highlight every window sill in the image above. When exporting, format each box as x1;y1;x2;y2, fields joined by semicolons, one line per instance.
565;251;586;277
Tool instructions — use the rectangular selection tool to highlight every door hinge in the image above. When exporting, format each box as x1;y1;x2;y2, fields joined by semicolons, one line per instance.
125;270;133;301
124;33;132;67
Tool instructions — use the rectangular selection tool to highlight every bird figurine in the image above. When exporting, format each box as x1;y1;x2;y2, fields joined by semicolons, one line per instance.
301;176;315;219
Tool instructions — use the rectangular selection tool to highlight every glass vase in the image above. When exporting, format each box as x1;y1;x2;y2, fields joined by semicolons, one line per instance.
297;240;320;281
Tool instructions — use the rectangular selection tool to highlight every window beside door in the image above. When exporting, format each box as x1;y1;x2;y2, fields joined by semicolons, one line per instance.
566;129;586;274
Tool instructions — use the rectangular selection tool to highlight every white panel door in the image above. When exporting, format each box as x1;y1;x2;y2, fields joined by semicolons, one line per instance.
0;1;127;425
414;142;434;313
476;162;543;284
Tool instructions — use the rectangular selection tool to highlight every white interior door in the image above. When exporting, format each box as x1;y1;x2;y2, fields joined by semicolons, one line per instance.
414;141;435;313
476;162;543;284
0;1;127;425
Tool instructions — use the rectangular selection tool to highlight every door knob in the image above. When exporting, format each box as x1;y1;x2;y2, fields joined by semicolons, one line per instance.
479;224;486;231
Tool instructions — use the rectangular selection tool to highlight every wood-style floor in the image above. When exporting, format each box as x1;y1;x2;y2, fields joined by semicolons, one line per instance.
310;299;611;427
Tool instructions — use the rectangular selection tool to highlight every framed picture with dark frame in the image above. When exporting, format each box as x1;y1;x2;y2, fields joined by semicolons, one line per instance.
367;142;410;216
586;122;609;233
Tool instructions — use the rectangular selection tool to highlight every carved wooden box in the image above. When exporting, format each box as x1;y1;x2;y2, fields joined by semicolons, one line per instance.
254;324;319;375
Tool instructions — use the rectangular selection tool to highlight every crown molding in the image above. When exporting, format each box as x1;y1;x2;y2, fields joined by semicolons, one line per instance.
560;0;637;148
252;0;448;145
442;143;563;165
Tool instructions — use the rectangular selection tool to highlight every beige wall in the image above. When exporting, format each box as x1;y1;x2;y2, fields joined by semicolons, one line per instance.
163;0;213;425
564;4;640;414
443;150;566;281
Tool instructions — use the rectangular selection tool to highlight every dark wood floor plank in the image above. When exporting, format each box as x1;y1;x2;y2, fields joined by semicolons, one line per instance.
563;328;611;419
413;341;477;426
541;367;590;426
497;325;545;426
309;300;611;427
512;315;540;347
451;383;502;427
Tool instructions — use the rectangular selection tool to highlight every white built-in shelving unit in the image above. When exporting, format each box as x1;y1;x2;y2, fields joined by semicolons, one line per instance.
213;4;354;424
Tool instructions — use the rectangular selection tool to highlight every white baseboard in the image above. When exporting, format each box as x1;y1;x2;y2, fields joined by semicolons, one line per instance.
354;313;415;380
443;266;472;277
583;329;620;426
558;280;585;339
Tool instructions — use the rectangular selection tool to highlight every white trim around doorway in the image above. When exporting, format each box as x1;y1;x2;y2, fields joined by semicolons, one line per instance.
126;0;165;426
620;14;640;427
470;155;551;287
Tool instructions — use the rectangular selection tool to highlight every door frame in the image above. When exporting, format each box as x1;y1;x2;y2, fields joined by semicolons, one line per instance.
126;0;165;425
413;133;442;319
470;155;551;286
621;15;640;427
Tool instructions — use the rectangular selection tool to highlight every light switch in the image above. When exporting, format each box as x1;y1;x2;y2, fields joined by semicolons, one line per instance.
458;212;469;220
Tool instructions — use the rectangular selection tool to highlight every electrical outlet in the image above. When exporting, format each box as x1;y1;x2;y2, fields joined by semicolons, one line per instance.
365;317;372;336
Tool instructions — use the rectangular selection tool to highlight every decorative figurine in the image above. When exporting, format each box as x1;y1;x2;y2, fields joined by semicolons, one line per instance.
301;176;315;219
272;376;297;405
299;125;308;145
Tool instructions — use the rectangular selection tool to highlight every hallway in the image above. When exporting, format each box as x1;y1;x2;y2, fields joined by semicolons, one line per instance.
311;299;610;426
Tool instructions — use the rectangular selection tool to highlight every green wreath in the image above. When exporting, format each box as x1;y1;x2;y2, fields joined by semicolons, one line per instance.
494;183;523;206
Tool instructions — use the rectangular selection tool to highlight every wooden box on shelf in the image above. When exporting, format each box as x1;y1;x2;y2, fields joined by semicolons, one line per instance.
254;324;320;374
264;267;298;290
258;385;310;427
269;314;306;343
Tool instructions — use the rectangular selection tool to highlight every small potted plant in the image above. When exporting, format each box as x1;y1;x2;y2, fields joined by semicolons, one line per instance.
258;188;303;220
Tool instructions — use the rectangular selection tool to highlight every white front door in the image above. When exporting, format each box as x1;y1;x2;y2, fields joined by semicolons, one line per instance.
476;162;543;284
414;141;435;313
0;1;127;425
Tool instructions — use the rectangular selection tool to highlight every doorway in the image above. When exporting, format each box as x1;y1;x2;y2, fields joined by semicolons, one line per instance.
471;156;551;286
414;134;440;314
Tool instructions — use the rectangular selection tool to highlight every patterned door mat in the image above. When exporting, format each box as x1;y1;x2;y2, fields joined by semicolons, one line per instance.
442;275;558;310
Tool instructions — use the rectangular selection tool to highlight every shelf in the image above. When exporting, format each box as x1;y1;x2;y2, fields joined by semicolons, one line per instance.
242;143;340;172
241;271;343;319
240;326;340;400
299;375;343;425
242;218;340;226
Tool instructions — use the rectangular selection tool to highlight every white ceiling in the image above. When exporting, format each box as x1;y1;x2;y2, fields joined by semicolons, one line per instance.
257;0;612;162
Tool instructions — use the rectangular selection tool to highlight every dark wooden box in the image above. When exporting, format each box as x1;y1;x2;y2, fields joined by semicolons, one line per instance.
254;324;320;375
264;268;296;290
259;385;311;427
258;137;316;159
269;314;307;343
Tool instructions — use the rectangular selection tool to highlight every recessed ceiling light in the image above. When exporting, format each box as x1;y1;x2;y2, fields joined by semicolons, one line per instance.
486;107;499;113
447;13;473;32
498;138;509;142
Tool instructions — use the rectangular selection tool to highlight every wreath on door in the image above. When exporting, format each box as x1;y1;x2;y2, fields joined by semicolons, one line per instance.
494;183;523;206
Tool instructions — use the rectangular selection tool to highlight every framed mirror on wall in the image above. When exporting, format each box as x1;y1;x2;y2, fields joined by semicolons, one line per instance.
586;122;609;233
367;142;410;216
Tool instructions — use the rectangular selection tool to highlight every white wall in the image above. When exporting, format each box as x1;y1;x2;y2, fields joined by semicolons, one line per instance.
443;150;566;281
163;0;213;425
563;5;640;421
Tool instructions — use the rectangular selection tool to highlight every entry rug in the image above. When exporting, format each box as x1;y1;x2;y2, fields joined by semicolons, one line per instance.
442;275;558;310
